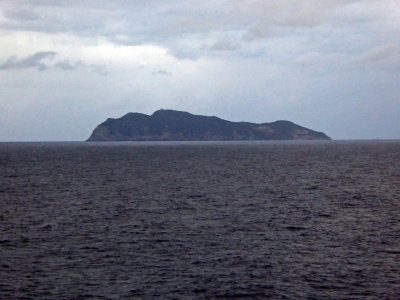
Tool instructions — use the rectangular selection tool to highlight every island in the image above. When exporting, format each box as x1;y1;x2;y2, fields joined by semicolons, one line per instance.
87;109;331;141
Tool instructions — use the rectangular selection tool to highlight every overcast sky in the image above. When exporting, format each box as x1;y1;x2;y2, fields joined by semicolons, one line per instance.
1;0;399;141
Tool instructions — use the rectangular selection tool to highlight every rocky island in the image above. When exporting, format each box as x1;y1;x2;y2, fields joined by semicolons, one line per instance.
87;109;331;141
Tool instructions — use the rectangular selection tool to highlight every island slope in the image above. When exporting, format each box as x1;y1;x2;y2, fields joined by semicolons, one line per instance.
87;109;331;141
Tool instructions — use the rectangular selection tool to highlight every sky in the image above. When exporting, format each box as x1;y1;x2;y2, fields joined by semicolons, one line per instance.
1;0;400;141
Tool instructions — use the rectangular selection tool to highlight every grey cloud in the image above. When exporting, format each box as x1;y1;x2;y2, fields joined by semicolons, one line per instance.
0;51;57;71
3;6;39;21
55;61;76;70
242;23;271;42
210;39;240;51
0;0;397;61
354;45;400;69
0;53;108;75
89;64;108;76
166;43;203;60
294;52;350;68
55;60;108;75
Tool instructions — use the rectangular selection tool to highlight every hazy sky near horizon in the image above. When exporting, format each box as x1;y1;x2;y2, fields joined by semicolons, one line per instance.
1;0;400;141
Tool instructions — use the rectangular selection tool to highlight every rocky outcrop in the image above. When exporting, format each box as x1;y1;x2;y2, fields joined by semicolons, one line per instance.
87;109;331;141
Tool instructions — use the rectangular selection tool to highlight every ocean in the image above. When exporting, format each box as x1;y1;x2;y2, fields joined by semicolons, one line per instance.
1;141;400;299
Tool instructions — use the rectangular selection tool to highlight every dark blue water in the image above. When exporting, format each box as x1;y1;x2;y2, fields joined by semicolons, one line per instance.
1;141;400;299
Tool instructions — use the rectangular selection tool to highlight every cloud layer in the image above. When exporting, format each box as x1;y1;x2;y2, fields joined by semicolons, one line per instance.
0;51;56;71
0;0;400;140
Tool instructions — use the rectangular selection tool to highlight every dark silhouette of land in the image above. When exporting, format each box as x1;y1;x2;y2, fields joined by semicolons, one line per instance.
87;109;331;141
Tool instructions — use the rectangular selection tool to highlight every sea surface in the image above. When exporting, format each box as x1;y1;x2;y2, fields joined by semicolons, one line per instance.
1;141;400;299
